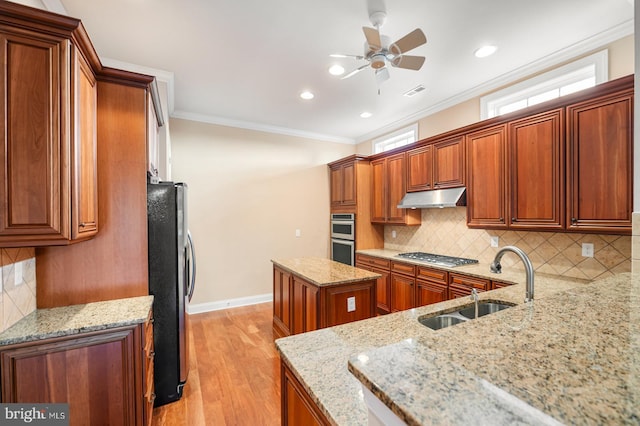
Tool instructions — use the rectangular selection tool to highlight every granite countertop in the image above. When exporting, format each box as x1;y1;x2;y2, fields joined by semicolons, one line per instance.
349;273;640;425
271;257;381;287
276;269;600;425
0;295;154;346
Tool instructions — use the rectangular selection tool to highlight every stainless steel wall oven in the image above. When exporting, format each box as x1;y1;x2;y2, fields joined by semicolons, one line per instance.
331;213;355;266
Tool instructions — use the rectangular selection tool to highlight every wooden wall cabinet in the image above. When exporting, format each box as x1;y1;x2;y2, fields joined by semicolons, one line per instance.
508;110;564;230
566;89;633;233
330;159;357;210
466;125;508;228
0;26;98;247
0;317;153;426
406;136;465;193
371;154;420;225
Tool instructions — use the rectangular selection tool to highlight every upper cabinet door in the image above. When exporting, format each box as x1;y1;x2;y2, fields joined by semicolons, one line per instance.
508;109;564;230
0;29;99;246
406;145;433;192
72;49;98;239
0;31;67;244
566;90;633;233
466;125;508;228
433;136;465;189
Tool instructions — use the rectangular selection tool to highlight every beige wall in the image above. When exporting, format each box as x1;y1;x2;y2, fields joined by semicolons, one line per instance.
170;118;354;308
357;35;634;155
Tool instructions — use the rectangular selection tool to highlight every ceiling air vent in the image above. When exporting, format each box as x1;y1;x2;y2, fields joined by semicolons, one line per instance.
403;85;426;97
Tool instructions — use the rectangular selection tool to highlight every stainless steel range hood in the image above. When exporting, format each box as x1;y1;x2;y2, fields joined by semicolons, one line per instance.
397;187;466;209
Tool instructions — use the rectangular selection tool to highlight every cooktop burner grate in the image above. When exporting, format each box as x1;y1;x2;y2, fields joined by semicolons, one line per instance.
396;252;479;267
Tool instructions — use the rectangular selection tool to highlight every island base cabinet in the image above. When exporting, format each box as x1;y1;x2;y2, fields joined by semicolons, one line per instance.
0;323;152;426
281;362;330;426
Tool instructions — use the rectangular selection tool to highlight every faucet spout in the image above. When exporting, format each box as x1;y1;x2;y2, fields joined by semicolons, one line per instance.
490;245;534;302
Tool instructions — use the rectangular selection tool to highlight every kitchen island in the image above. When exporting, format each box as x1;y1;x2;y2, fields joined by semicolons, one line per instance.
275;268;639;425
271;257;381;339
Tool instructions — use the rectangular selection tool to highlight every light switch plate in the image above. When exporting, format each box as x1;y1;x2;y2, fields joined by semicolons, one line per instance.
295;229;301;238
347;296;356;312
582;243;594;257
490;236;499;248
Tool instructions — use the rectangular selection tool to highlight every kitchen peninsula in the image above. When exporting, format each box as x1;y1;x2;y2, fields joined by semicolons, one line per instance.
276;266;639;425
271;257;380;339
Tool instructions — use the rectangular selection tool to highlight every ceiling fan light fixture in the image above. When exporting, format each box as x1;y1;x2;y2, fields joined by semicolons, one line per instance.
474;45;498;58
371;55;386;69
329;64;345;76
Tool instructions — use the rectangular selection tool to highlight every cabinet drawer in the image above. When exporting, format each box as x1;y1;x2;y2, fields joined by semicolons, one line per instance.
492;280;512;290
450;273;490;291
391;261;415;276
355;254;390;270
416;266;448;284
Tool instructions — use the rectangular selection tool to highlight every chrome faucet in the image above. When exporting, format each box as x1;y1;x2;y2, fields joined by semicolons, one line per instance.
469;288;479;319
490;246;534;302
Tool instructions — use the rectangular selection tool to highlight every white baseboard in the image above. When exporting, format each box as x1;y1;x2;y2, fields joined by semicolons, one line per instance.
187;293;273;315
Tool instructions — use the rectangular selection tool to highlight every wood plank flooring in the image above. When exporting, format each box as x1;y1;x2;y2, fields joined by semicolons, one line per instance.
151;303;281;425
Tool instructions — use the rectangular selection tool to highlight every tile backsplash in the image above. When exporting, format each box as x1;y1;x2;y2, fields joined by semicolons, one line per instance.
385;207;631;281
1;248;36;332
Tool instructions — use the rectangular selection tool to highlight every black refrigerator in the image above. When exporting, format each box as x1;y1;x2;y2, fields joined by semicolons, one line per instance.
147;181;196;407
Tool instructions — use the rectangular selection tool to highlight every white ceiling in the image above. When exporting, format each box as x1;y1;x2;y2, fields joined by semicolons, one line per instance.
54;0;633;143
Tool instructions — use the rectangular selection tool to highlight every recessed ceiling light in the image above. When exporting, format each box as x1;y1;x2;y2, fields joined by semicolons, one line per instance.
474;45;497;58
300;91;314;100
329;64;345;76
360;112;372;118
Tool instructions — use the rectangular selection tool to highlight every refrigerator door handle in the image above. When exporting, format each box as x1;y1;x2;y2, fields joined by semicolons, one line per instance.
186;231;196;301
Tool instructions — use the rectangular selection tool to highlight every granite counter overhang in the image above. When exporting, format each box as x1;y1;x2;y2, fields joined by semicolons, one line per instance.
0;295;154;346
348;273;640;425
275;267;592;425
271;257;382;287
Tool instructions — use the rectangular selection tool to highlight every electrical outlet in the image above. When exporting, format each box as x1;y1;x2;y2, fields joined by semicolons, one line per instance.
295;229;301;238
490;236;499;248
347;296;356;312
14;261;23;286
391;230;397;239
582;243;594;258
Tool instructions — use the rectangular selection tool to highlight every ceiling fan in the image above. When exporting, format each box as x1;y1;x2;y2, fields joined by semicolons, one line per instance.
332;0;427;90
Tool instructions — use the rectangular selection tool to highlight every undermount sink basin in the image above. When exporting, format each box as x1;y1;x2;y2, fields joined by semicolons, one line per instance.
418;314;467;330
458;302;514;319
418;301;515;330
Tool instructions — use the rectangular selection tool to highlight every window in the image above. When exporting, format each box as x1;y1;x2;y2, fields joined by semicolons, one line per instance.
373;124;418;154
481;50;608;119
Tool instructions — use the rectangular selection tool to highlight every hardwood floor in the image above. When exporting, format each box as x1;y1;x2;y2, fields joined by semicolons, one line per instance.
152;303;281;425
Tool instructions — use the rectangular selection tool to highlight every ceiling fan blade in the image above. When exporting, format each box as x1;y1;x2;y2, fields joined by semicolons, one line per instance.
391;55;425;70
330;53;365;60
363;26;382;51
341;63;370;79
390;28;427;55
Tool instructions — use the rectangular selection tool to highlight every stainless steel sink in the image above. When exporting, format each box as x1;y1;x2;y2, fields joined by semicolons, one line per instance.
458;302;513;319
418;314;467;330
418;301;515;330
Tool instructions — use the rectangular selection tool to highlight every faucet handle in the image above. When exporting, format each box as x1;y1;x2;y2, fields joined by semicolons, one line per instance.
490;261;502;273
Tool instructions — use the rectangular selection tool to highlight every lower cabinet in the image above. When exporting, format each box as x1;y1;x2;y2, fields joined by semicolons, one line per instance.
390;272;415;312
416;266;449;307
355;254;392;315
272;265;376;338
448;273;490;299
0;316;154;426
281;362;330;426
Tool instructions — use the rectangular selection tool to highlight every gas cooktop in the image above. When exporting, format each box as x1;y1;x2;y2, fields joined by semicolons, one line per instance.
396;252;479;267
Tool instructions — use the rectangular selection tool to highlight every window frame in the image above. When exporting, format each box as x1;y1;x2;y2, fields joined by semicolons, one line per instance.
372;124;418;154
480;50;608;119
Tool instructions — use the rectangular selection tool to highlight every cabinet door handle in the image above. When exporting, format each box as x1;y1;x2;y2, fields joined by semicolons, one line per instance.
511;218;516;222
499;217;504;222
571;217;577;224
